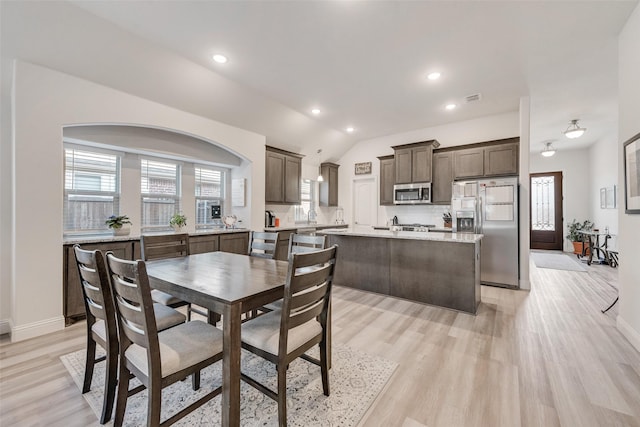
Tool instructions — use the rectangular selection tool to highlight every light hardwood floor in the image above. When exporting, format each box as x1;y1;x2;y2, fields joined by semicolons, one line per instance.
1;256;638;426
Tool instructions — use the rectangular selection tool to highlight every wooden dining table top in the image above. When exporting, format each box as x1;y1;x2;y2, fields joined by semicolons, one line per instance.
145;251;290;307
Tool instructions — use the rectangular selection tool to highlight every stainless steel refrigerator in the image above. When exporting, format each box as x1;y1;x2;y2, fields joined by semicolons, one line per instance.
452;177;519;288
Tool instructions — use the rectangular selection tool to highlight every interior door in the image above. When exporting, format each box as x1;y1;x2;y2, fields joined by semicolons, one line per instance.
530;172;563;250
353;177;377;231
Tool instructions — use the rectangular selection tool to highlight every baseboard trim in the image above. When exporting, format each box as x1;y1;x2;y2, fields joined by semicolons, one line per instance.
617;315;640;353
11;316;65;342
0;319;11;335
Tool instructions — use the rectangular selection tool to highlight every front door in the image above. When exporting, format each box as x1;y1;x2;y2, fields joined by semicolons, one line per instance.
530;171;563;250
352;177;377;231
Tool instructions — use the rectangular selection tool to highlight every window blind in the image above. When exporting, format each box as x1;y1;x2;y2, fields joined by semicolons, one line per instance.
141;159;180;231
195;166;225;227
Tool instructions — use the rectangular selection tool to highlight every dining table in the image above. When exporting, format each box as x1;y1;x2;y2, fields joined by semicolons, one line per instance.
145;251;289;427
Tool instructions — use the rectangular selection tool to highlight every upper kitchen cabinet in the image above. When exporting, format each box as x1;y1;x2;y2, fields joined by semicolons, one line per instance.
432;151;454;203
392;140;440;184
265;146;303;204
453;138;519;180
378;155;395;206
319;162;339;207
453;146;485;179
484;139;519;176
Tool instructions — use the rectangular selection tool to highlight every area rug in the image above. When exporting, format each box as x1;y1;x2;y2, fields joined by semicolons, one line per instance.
531;251;588;272
61;344;396;426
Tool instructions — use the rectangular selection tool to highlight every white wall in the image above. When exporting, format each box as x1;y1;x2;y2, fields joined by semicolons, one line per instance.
617;3;640;352
5;61;266;341
530;148;592;252
588;135;620;250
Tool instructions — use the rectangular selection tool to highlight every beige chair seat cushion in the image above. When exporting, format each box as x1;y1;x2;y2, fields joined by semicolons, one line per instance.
241;310;322;356
153;303;186;331
125;320;223;378
151;289;184;306
91;319;107;342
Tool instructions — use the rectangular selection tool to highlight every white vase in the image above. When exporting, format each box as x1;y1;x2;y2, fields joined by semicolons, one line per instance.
171;225;186;233
112;226;130;236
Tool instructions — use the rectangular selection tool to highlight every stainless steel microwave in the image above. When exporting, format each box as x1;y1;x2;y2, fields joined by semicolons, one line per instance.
393;182;432;204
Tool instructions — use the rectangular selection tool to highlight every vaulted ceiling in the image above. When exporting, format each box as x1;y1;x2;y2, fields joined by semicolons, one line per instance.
2;1;637;160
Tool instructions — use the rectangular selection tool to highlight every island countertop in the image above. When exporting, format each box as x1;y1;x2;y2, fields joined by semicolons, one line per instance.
318;227;482;243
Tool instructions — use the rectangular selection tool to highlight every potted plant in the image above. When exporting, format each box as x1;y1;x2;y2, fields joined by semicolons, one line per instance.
170;213;187;232
105;214;132;236
566;219;593;255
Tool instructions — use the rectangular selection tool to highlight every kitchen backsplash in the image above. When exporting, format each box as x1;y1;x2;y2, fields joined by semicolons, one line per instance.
265;204;338;227
379;204;451;227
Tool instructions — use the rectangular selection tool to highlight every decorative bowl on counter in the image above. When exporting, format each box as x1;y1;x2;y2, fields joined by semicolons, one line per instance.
222;215;237;228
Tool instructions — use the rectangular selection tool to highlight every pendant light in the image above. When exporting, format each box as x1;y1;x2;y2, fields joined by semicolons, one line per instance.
316;149;324;182
563;119;586;139
541;141;556;157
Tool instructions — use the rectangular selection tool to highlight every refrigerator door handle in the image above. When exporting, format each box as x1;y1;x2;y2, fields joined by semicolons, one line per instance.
477;195;483;234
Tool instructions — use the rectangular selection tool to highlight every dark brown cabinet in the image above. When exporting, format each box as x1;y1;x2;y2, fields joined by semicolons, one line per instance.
453;138;519;180
190;234;220;254
63;240;134;324
453;147;485;179
432;151;454;203
484;142;519;176
392;140;440;184
378;155;395;205
219;232;250;255
265;146;302;204
319;162;339;207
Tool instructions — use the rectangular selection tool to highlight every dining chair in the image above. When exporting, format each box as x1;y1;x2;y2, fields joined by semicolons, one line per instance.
240;245;338;427
248;231;279;259
141;233;212;323
262;233;328;312
105;252;224;427
73;245;186;424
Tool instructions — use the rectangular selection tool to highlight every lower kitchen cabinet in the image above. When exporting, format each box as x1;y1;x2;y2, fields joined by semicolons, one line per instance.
219;232;250;254
63;240;134;324
190;234;220;254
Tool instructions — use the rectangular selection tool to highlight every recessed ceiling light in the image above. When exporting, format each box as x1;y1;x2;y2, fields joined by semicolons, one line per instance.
427;72;441;80
445;103;457;110
212;54;228;64
311;108;321;115
346;127;355;133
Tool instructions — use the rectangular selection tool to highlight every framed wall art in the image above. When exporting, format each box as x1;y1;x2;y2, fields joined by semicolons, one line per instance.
623;132;640;214
354;161;372;175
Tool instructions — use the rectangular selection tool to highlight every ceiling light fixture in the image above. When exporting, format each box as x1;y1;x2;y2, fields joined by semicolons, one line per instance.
311;108;321;115
445;103;457;111
541;141;556;157
212;54;228;64
563;119;586;139
316;149;324;182
427;72;441;80
346;127;355;133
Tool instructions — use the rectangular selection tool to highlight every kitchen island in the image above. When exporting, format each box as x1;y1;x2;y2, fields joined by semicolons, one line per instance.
319;228;483;314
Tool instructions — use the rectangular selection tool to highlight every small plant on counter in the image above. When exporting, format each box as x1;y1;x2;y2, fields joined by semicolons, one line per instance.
170;213;187;228
105;214;132;229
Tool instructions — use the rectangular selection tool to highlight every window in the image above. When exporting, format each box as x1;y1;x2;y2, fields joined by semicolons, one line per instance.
195;166;225;228
141;158;180;232
294;179;316;222
64;147;120;235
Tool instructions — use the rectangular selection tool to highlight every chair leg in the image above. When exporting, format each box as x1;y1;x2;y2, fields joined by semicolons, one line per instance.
113;362;131;427
186;303;192;321
147;377;162;427
100;343;118;424
192;371;201;391
319;339;330;396
277;362;288;427
82;337;96;394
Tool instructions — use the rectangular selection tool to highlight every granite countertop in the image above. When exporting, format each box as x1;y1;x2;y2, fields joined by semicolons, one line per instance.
264;223;349;232
63;228;249;245
318;228;482;243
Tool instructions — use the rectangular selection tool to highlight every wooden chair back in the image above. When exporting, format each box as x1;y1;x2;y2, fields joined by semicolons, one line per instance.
248;231;279;259
279;245;337;356
73;245;118;338
140;233;190;261
105;253;160;369
288;233;327;255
